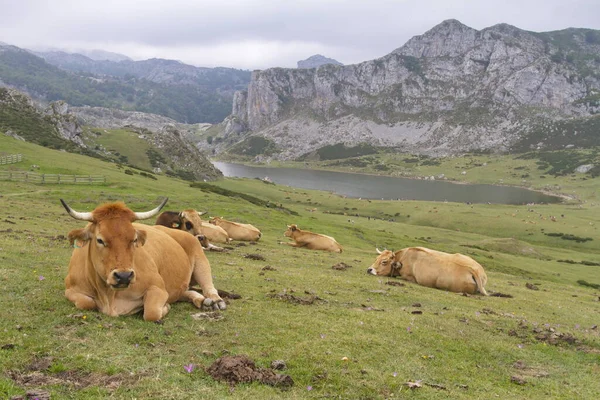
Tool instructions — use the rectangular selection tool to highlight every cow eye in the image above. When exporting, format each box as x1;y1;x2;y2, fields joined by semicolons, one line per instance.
96;238;105;246
185;221;193;230
132;238;138;244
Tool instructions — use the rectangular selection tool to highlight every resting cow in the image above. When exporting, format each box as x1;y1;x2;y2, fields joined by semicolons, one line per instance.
155;210;226;251
281;224;343;253
61;198;226;321
209;217;262;241
367;247;488;295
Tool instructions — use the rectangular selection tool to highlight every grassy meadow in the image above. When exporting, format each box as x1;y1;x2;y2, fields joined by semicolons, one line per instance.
1;133;600;399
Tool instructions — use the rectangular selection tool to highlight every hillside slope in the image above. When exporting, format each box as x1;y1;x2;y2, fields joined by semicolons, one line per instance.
0;87;222;181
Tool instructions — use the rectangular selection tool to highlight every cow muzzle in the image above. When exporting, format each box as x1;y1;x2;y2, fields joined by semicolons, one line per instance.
109;270;135;289
366;267;377;275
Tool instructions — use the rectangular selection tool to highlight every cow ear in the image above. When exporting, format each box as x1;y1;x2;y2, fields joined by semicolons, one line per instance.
291;225;297;231
136;229;147;246
171;222;180;228
68;228;91;247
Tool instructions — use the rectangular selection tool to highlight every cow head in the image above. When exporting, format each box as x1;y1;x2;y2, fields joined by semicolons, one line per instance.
208;216;223;226
367;248;402;276
284;224;298;238
61;198;168;289
179;209;207;237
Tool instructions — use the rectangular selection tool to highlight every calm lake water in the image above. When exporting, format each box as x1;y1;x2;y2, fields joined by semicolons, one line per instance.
213;162;561;205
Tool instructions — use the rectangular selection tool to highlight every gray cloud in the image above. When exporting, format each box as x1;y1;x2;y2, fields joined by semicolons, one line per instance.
1;0;598;69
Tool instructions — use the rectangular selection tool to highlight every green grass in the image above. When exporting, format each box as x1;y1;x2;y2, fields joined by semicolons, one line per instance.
1;133;600;399
85;127;153;170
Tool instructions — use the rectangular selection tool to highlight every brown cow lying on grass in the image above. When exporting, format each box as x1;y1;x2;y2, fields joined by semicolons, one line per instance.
61;199;226;321
156;210;226;251
281;224;343;253
367;247;488;295
209;217;262;241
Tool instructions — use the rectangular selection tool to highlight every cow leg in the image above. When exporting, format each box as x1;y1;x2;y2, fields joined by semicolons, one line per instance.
280;241;306;248
65;289;97;310
143;286;170;321
189;252;226;310
181;290;207;308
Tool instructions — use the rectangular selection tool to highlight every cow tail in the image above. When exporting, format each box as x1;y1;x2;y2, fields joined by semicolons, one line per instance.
472;271;488;296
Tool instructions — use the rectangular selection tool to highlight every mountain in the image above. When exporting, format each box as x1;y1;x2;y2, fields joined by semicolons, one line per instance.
208;20;600;160
75;49;132;62
0;87;222;181
33;50;250;90
0;43;251;123
297;54;343;69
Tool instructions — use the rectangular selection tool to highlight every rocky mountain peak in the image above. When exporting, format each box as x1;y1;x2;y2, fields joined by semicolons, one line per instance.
394;18;478;58
297;54;343;69
210;20;600;161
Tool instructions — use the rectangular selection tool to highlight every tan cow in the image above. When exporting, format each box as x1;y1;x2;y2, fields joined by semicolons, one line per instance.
61;198;226;321
209;217;261;241
200;221;232;244
367;247;488;295
281;224;343;253
155;209;226;251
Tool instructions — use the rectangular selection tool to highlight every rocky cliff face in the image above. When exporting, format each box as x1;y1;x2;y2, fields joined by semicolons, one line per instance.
44;101;85;146
213;20;600;160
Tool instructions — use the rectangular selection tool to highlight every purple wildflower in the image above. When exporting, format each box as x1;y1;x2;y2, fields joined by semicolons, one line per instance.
184;364;195;373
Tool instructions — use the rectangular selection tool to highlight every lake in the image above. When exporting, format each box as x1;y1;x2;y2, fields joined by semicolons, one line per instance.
213;162;561;204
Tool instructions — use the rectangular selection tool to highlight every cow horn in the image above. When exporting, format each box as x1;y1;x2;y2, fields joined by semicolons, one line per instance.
198;211;207;216
60;199;94;221
133;198;169;220
376;248;382;254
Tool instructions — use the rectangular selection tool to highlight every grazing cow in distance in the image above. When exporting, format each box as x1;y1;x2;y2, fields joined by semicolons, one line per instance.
281;224;343;253
155;209;226;251
61;198;226;321
209;216;262;241
367;247;488;295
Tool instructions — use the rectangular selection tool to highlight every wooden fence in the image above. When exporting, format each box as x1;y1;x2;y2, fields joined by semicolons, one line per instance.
0;171;106;184
0;154;22;165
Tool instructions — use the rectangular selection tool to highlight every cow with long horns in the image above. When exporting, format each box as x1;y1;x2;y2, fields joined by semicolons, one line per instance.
61;198;226;321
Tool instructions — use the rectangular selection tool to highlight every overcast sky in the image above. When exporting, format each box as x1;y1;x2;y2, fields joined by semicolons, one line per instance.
1;0;598;70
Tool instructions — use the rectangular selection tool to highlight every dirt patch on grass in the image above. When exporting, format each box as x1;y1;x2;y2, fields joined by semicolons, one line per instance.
332;262;351;271
207;355;293;388
489;292;513;298
244;253;266;261
534;330;578;345
216;289;242;300
8;356;136;393
10;389;51;400
385;281;405;287
267;290;326;305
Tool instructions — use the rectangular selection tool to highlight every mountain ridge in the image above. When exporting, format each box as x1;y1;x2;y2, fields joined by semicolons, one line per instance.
205;20;600;160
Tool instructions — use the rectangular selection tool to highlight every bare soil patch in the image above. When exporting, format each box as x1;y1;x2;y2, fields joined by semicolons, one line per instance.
332;262;352;271
267;290;326;305
207;355;293;388
385;281;405;287
8;356;138;392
